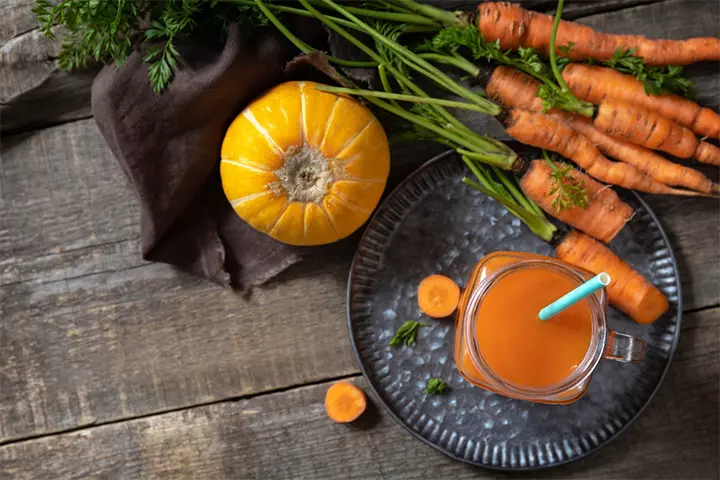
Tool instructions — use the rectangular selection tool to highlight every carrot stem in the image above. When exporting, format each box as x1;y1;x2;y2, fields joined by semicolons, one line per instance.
315;86;495;113
306;0;440;26
463;177;557;242
549;0;571;92
540;0;594;117
377;64;401;109
492;166;537;214
251;0;376;68
462;156;502;195
390;0;468;27
315;0;500;114
372;0;414;14
296;0;513;162
457;149;519;169
542;149;558;170
417;52;481;77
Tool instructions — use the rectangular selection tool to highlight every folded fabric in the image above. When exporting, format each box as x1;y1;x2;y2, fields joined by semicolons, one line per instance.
91;22;331;289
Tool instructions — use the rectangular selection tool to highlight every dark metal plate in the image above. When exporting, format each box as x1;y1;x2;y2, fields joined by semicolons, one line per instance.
346;151;682;470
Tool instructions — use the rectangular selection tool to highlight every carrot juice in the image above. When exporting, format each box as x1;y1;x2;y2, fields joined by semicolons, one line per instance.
453;252;647;404
454;251;608;404
471;266;593;388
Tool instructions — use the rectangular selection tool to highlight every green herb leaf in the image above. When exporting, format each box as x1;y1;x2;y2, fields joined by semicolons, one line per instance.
556;42;574;70
544;155;589;212
517;46;546;74
424;377;448;394
388;321;429;347
603;48;695;99
32;0;267;93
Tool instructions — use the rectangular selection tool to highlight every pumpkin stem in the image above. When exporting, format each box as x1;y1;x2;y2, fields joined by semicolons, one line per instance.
273;144;335;203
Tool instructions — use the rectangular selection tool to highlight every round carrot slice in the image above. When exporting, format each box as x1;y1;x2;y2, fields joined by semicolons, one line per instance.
418;274;461;318
325;382;367;423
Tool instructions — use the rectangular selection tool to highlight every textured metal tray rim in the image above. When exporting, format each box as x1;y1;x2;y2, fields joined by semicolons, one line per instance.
345;149;683;471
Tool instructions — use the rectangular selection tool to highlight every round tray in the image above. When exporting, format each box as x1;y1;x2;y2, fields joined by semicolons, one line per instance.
346;151;681;470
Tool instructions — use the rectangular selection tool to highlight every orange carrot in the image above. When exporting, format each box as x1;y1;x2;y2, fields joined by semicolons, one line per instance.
521;160;633;244
478;2;720;66
595;101;720;165
487;66;717;194
562;64;720;139
594;100;695;157
486;65;548;114
555;231;669;324
418;274;461;318
325;382;367;423
567;117;717;194
695;141;720;166
504;108;705;196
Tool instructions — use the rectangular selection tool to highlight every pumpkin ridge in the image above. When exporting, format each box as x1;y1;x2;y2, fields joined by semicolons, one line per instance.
339;176;386;184
318;201;342;239
327;192;372;214
302;202;309;241
243;109;283;155
270;202;305;241
336;118;375;159
264;200;290;234
230;191;271;208
221;158;274;174
299;82;308;146
319;97;342;152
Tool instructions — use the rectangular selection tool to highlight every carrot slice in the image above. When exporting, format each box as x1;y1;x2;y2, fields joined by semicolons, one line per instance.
325;382;367;423
418;274;461;318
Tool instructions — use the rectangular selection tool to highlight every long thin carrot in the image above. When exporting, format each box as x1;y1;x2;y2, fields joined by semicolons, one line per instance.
487;66;717;194
555;230;669;325
504;108;706;196
478;2;720;66
418;274;461;318
594;101;720;165
325;381;367;423
567;118;717;194
694;141;720;166
521;160;633;244
562;64;720;139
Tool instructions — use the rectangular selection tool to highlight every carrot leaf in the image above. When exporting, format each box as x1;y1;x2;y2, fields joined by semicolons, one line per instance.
424;377;448;394
388;321;429;347
543;153;589;212
604;48;696;100
556;42;575;70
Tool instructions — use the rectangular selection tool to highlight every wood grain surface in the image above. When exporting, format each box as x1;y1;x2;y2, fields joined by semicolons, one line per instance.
0;307;716;479
0;0;718;478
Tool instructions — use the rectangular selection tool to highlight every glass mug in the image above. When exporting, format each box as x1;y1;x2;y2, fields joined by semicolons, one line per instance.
454;251;646;405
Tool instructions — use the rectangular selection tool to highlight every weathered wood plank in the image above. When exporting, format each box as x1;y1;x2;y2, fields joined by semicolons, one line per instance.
0;69;96;135
0;120;140;262
0;258;357;443
0;0;95;134
0;0;38;45
0;307;715;479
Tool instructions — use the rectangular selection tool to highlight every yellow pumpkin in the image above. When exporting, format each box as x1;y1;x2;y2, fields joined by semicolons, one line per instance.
220;81;391;246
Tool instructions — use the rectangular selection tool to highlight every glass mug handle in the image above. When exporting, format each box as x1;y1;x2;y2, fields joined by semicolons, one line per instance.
604;330;646;363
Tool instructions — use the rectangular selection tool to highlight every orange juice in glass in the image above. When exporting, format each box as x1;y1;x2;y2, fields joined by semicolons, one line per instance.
454;251;646;405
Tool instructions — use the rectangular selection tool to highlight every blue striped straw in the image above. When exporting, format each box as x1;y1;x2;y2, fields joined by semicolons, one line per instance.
539;272;611;321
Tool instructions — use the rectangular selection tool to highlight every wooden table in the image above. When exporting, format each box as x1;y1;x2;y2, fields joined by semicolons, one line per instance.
1;1;718;478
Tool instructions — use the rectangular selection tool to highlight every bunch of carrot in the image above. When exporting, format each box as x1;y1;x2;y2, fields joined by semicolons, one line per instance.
410;1;720;197
252;0;717;326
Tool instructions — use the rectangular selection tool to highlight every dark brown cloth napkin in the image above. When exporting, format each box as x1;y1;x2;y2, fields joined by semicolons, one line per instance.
91;23;330;289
